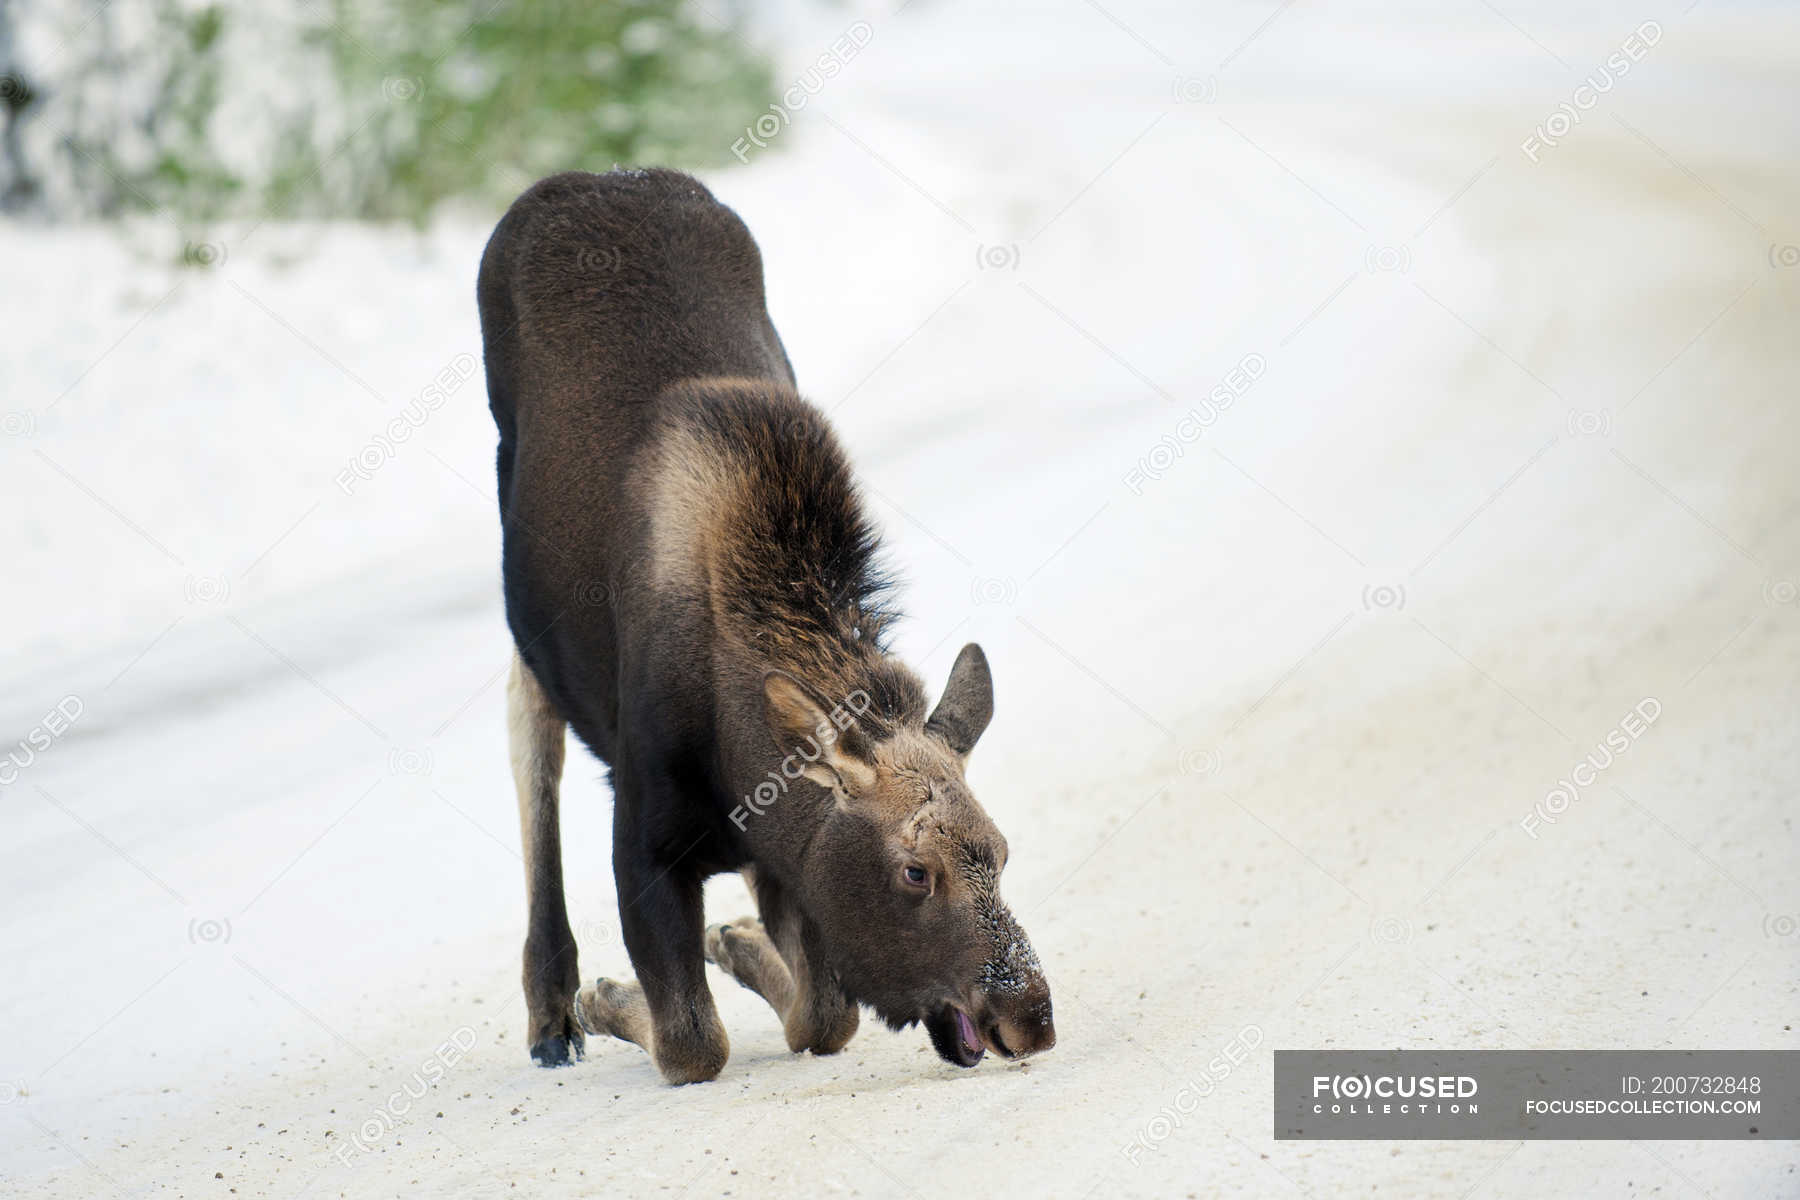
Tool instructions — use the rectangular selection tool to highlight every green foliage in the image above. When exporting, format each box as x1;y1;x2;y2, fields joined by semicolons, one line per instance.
29;0;242;219
284;0;775;221
14;0;772;222
145;4;239;219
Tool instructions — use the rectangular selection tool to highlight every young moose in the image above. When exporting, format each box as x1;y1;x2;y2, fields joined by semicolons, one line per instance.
477;169;1055;1084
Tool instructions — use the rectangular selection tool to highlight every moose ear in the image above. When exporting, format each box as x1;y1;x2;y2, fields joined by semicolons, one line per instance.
762;670;877;795
926;643;994;757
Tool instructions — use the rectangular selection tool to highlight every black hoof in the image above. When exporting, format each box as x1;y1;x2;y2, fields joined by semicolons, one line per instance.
530;1028;584;1067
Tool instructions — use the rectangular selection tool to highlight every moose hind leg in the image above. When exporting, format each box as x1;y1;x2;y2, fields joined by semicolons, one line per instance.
510;651;582;1067
705;916;796;1016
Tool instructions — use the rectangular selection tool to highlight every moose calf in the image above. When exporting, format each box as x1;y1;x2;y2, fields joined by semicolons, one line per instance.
477;169;1055;1084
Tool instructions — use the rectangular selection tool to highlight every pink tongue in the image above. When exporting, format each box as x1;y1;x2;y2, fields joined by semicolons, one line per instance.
954;1009;983;1059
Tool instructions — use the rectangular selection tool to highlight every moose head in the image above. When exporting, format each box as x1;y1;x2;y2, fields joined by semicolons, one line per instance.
762;643;1056;1066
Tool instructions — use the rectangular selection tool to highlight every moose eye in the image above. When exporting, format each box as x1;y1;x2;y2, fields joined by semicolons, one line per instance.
901;864;929;889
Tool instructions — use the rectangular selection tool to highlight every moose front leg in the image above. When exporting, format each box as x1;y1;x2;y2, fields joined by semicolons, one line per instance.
579;791;728;1084
579;867;728;1084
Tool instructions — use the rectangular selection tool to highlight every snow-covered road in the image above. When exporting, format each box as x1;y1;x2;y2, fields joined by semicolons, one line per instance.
4;2;1797;1196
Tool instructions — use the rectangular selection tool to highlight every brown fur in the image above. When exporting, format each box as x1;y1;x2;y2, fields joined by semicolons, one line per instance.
479;168;1054;1083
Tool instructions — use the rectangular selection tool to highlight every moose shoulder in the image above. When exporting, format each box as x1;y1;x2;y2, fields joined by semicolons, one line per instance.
477;168;1054;1084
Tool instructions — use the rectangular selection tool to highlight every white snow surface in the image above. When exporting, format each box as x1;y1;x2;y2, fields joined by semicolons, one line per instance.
3;2;1798;1197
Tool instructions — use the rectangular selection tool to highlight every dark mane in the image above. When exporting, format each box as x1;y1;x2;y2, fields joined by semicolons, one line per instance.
665;378;928;736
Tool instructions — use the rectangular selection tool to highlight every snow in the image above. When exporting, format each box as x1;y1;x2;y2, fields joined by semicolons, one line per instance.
3;1;1798;1196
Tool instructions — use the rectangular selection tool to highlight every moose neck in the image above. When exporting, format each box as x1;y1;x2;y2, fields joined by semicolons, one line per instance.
659;378;930;742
